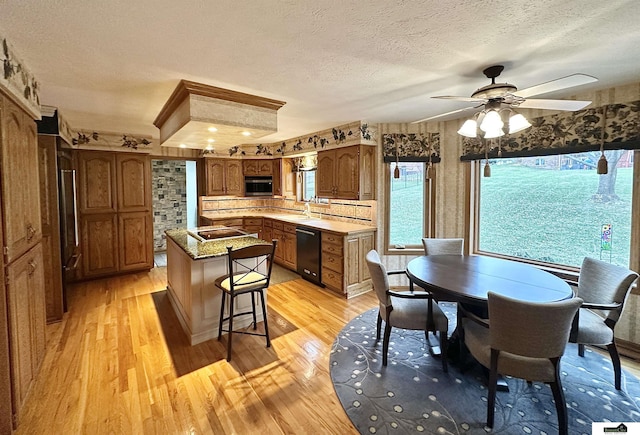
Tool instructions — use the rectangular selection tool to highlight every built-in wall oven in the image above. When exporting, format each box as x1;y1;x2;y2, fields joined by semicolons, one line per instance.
244;176;273;196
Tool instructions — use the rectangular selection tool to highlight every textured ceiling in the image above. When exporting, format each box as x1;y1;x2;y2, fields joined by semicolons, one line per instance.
2;0;640;145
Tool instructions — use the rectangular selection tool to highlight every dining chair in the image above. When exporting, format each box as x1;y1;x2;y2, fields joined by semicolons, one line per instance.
462;292;582;435
365;250;450;372
570;257;638;389
421;238;464;256
215;240;277;362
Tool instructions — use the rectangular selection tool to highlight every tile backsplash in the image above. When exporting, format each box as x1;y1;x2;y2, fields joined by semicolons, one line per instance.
200;196;376;226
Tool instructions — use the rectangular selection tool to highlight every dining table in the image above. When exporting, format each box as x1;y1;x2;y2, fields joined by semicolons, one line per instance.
406;254;575;389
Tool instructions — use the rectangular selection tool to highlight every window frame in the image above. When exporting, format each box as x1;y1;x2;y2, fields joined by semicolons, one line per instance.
384;161;436;255
469;150;640;282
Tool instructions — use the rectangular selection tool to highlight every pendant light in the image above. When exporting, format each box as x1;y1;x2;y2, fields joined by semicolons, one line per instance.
394;141;400;178
597;108;608;175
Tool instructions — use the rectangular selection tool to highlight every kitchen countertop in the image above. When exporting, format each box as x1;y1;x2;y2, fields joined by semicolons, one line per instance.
165;228;272;260
201;211;377;235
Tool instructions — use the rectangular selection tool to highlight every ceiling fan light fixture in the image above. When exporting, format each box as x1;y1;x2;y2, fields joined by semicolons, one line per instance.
480;110;504;133
457;119;478;137
508;113;532;134
483;128;505;139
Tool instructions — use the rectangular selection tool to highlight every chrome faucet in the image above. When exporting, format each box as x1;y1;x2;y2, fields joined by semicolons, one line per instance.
303;202;312;218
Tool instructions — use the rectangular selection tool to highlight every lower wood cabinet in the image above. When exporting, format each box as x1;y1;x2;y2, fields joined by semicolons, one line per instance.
81;213;119;278
6;243;46;424
322;230;375;298
119;212;153;271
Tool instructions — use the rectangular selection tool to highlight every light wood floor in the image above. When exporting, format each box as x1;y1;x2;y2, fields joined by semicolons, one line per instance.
15;267;640;434
15;267;377;434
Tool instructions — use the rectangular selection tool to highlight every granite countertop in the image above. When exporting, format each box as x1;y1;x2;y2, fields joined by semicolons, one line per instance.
201;211;377;235
165;228;272;260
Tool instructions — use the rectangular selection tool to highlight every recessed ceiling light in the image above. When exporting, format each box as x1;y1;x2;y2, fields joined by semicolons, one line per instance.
207;138;215;143
208;127;218;133
205;145;214;151
242;131;251;136
179;144;187;148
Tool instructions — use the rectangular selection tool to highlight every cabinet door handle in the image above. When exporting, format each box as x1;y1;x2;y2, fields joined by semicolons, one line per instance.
28;260;37;276
26;224;36;241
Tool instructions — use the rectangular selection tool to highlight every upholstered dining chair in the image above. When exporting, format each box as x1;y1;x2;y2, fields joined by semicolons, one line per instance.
421;238;464;256
215;240;277;362
570;257;638;390
365;249;450;372
462;292;582;435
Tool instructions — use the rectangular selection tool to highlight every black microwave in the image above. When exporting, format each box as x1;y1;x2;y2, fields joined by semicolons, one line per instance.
244;176;273;196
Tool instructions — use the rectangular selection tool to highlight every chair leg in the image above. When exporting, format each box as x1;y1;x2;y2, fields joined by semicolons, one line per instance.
249;292;256;329
607;342;622;390
382;323;392;366
578;343;585;357
218;291;226;340
550;358;568;435
376;311;382;341
226;295;235;362
486;349;499;428
259;289;271;348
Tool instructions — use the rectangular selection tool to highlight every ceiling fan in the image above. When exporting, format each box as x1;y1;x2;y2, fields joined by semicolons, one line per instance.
412;65;598;137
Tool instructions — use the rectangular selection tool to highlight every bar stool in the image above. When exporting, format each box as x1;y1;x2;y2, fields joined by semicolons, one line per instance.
215;240;277;362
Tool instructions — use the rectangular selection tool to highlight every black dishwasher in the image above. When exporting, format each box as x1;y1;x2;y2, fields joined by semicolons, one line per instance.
296;226;322;285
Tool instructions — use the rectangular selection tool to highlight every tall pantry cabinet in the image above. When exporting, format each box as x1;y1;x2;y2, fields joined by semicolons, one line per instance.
77;151;153;278
0;92;46;429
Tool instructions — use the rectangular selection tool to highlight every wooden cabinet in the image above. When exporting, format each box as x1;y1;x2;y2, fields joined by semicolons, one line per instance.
77;151;152;278
243;159;273;176
273;158;296;197
1;95;42;264
243;217;263;239
272;220;285;263
205;159;243;196
78;151;117;214
6;243;45;423
282;223;297;270
81;213;119;278
263;219;273;243
321;230;375;298
316;145;375;200
119;212;153;271
0;93;46;430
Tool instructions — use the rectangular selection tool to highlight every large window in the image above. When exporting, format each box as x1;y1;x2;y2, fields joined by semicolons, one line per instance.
477;150;634;268
301;171;316;201
387;162;428;250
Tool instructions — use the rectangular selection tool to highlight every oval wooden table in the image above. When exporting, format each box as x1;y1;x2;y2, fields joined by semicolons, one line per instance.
406;255;574;307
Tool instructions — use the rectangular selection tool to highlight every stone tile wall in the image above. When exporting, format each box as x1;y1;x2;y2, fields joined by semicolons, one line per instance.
152;160;187;251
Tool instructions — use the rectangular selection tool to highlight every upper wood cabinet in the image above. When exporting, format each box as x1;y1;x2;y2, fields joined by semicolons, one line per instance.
243;159;273;176
316;145;375;200
205;159;243;196
77;151;117;214
117;154;151;212
272;158;296;197
0;95;42;263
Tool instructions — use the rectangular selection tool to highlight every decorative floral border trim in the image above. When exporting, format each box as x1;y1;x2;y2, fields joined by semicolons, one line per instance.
461;101;640;160
71;130;153;151
0;32;41;119
382;132;441;163
200;121;377;157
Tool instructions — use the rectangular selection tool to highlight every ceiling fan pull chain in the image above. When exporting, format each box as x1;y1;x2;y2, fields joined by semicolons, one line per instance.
597;107;608;175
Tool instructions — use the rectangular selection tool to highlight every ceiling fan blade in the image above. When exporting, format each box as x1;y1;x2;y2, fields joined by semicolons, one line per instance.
517;98;592;111
516;74;598;98
432;96;487;103
412;106;478;124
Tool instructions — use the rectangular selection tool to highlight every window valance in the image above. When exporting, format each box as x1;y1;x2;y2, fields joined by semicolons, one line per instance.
460;101;640;161
382;133;441;163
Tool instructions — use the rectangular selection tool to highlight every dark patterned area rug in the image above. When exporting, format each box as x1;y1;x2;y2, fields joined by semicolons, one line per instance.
330;305;640;434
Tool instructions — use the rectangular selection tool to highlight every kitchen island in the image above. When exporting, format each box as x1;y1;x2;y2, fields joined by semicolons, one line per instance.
165;227;272;345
